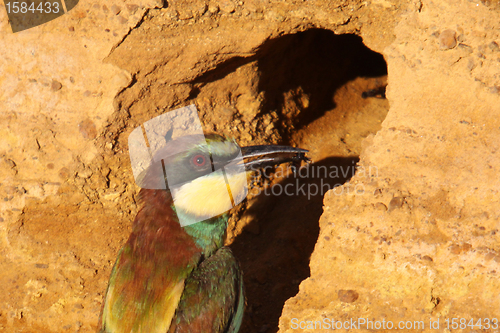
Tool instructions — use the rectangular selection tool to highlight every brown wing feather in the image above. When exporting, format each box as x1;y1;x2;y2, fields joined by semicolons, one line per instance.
98;189;202;333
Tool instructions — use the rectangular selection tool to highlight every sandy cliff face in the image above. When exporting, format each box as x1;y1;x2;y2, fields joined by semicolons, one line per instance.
280;2;500;332
0;0;499;332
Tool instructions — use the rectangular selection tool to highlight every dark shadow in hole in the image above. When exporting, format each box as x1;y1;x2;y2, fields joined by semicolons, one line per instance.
230;156;359;333
257;29;387;129
191;29;387;131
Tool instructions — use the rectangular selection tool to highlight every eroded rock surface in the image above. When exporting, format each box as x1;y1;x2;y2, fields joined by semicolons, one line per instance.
1;0;498;332
280;1;500;332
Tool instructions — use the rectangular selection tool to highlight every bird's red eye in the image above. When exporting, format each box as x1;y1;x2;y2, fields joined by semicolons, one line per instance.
192;154;207;167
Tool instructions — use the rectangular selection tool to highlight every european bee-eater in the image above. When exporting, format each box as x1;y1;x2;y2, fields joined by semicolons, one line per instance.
98;133;308;333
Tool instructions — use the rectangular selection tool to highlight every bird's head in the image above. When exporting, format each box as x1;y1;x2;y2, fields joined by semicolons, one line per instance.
137;133;308;225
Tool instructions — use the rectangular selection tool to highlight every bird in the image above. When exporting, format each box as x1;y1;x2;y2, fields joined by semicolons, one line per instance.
97;133;308;333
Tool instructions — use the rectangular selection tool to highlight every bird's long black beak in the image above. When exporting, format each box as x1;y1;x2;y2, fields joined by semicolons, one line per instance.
240;145;310;171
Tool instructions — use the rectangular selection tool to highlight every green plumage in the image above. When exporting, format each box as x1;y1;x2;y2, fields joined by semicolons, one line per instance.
169;247;244;333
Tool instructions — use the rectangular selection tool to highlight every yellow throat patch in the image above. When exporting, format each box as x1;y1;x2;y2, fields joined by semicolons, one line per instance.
172;169;249;218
